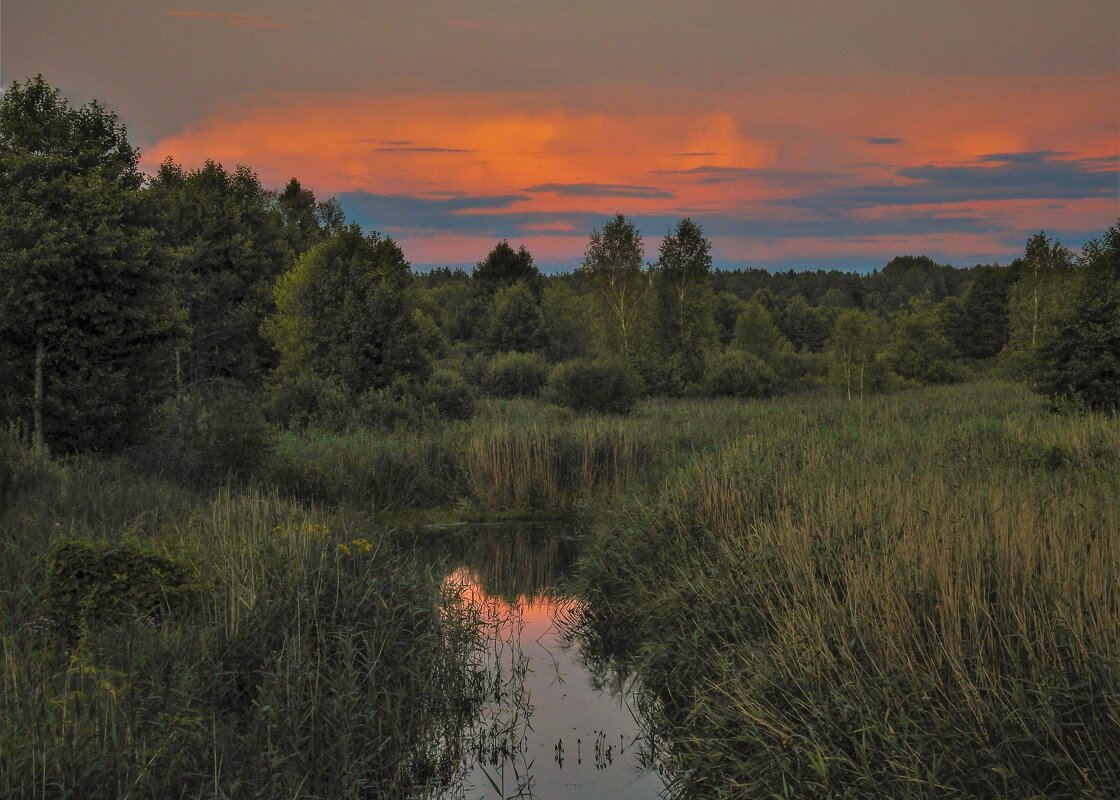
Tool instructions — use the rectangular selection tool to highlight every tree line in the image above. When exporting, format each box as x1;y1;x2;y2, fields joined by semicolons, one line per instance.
2;76;1117;454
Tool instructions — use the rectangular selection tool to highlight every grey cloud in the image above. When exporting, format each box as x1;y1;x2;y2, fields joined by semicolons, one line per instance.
866;137;902;145
795;151;1117;210
524;182;674;199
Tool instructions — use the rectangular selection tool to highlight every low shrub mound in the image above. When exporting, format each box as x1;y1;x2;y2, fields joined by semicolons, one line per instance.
545;358;642;415
485;351;550;398
40;537;198;641
704;350;777;397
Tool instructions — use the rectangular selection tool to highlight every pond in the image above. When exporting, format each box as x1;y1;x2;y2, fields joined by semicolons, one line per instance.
411;525;671;800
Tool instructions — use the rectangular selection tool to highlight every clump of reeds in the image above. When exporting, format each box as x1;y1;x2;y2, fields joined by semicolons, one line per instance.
579;381;1120;798
0;460;489;798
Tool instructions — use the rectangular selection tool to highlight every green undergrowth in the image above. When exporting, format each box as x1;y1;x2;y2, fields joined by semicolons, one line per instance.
577;381;1120;798
0;451;488;798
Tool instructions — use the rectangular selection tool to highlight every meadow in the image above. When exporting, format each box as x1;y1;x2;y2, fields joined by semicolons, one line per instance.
1;379;1117;798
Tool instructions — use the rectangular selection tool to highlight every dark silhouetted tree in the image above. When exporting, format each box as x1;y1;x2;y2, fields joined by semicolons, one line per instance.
0;76;178;451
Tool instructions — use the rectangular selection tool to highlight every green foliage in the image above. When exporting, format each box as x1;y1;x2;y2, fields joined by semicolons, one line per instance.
488;282;546;352
704;350;778;398
579;215;648;359
545;358;643;415
955;266;1012;358
884;308;959;384
774;295;833;352
147;387;275;485
422;368;478;421
642;219;718;393
266;225;433;394
541;284;594;362
1036;223;1120;411
263;368;352;430
0;76;178;451
1005;231;1075;374
826;309;883;399
40;536;197;641
485;351;550;398
144;158;291;386
473;240;542;297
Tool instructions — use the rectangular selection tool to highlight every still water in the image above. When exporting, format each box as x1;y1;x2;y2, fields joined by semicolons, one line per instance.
418;527;669;800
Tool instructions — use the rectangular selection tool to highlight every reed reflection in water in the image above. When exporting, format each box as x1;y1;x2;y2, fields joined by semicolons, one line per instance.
428;528;668;800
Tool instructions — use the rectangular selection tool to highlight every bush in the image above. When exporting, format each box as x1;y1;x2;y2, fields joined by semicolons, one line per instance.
40;536;198;642
263;369;351;430
544;358;642;415
485;351;550;398
148;387;275;485
420;368;478;420
704;351;777;398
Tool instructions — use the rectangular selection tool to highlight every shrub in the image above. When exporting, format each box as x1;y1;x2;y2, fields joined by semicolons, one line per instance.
544;358;642;415
704;351;777;398
485;351;550;398
148;387;275;485
263;369;351;430
39;536;198;642
421;368;478;420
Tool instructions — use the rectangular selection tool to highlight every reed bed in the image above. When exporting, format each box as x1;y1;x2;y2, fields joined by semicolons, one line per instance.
0;451;488;798
579;381;1120;798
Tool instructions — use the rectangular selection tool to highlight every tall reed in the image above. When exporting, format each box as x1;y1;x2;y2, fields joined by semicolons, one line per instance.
580;381;1120;797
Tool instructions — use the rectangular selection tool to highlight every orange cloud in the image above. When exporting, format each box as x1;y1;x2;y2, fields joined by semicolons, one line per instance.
142;74;1117;266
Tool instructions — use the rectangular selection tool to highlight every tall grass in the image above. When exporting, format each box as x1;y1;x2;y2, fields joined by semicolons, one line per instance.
0;447;488;798
579;381;1120;798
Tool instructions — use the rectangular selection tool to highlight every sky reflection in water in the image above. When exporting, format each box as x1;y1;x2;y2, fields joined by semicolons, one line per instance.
438;561;668;800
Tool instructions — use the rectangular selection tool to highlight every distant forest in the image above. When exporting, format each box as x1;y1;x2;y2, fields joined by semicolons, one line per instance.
2;76;1118;455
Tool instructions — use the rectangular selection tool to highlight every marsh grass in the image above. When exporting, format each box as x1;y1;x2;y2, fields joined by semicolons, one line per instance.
579;381;1120;797
0;450;489;798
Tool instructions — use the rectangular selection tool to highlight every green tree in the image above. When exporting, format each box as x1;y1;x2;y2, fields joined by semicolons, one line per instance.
541;284;593;362
144;159;292;387
579;214;648;360
1006;232;1074;368
884;307;957;384
1035;223;1120;410
473;240;542;297
826;310;881;400
0;76;178;451
645;218;718;392
730;300;799;389
488;282;546;353
264;225;432;394
955;266;1012;359
775;295;832;352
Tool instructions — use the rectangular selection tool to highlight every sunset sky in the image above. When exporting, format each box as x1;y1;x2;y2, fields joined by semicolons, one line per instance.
4;1;1118;271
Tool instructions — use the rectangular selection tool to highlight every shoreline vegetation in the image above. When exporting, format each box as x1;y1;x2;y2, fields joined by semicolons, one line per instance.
2;76;1119;797
3;382;1119;797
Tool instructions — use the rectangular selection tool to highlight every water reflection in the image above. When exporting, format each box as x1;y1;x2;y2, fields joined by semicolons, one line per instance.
413;526;669;800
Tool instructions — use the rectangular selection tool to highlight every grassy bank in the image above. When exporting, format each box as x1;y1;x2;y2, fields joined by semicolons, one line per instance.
0;432;487;799
577;381;1120;797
